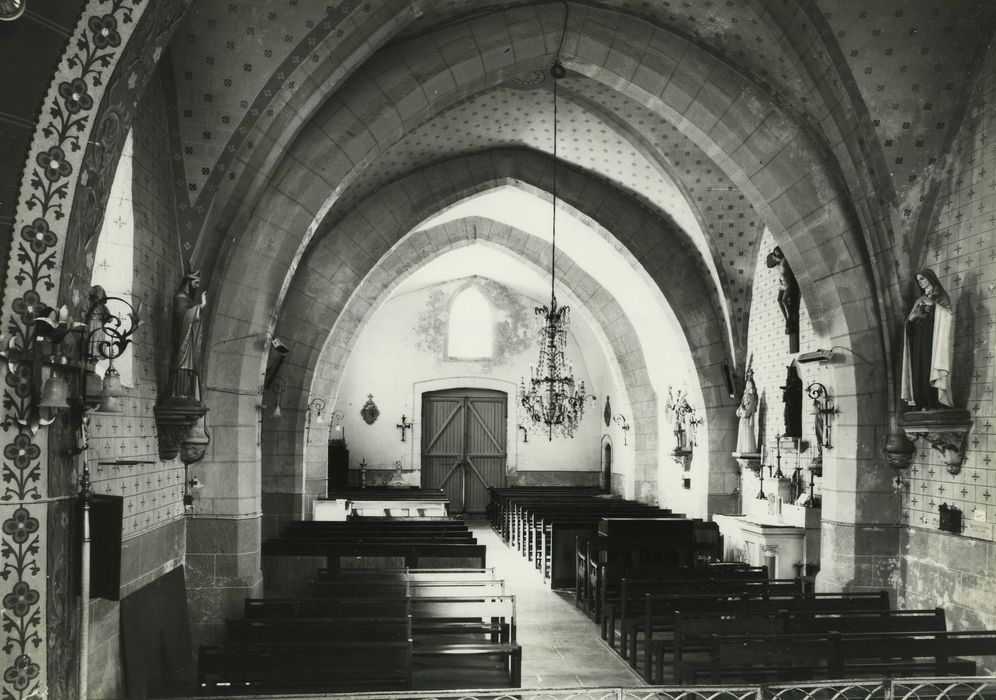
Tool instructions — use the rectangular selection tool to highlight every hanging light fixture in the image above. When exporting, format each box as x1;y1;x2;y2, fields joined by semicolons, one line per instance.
520;59;588;441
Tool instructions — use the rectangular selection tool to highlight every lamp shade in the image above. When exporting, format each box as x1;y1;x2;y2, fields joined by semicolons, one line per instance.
39;370;70;409
97;394;122;413
102;364;124;397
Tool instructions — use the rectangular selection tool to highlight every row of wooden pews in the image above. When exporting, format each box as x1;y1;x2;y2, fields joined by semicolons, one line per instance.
199;516;522;694
488;487;720;589
490;487;996;685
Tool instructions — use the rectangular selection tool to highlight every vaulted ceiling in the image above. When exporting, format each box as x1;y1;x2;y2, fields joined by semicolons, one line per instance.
2;0;993;365
150;0;994;362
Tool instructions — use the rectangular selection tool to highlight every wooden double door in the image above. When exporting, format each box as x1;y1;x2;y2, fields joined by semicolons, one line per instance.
421;389;507;513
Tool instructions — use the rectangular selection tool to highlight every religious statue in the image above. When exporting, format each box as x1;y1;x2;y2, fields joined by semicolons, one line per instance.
901;268;953;410
780;361;803;438
766;246;800;352
170;270;206;400
735;369;758;454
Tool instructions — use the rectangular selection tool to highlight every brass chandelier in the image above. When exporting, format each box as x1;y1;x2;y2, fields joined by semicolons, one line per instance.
520;59;588;441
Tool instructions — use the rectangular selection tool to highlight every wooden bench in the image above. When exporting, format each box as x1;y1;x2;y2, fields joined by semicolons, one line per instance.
487;486;602;533
521;504;671;559
603;576;801;649
220;617;522;689
659;607;948;683
414;641;522;688
198;640;413;695
308;579;506;598
630;590;891;679
674;629;993;683
596;563;767;638
262;540;487;570
318;488;450;520
225;616;412;646
245;595;517;643
317;567;496;582
578;532;696;618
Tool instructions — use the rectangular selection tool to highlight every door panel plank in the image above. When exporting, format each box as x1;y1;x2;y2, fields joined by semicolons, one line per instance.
421;389;507;514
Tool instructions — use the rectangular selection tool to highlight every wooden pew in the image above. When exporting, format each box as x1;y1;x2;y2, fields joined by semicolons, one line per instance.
198;640;413;695
578;529;696;618
308;579;506;598
603;576;801;649
317;567;496;582
261;540;487;571
631;590;891;679
660;607;948;683
521;504;670;559
244;595;517;643
674;629;995;683
225;616;411;645
597;563;767;638
221;617;522;690
414;642;522;689
487;486;602;533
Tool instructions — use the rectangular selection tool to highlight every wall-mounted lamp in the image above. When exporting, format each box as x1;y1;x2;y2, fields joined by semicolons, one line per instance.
329;409;346;445
613;414;630;446
518;424;528;443
264;376;286;419
2;286;141;431
306;397;327;429
806;382;838;450
396;414;412;442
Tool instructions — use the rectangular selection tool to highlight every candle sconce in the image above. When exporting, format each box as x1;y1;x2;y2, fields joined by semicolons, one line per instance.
613;414;630;446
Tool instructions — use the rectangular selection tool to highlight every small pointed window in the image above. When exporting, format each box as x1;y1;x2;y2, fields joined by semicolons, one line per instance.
448;286;492;359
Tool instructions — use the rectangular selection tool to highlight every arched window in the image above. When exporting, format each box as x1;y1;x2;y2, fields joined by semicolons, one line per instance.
92;129;136;387
447;286;492;359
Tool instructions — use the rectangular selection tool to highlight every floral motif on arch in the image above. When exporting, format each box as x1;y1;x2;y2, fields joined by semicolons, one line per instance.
0;0;146;696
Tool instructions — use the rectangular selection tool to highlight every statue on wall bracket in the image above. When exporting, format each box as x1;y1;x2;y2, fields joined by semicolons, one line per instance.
891;268;971;473
780;361;803;439
766;246;800;353
154;269;210;462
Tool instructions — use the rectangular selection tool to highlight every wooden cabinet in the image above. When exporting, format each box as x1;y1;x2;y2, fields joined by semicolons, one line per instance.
327;442;349;493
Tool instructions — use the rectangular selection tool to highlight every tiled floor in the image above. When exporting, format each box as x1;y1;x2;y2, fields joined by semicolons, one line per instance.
467;519;645;688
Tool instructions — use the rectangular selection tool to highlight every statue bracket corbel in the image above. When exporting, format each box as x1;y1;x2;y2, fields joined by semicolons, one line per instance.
153;397;209;461
733;452;762;474
900;408;972;474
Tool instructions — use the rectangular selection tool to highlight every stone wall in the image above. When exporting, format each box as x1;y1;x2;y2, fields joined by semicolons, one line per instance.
86;66;188;698
900;39;996;655
740;228;820;518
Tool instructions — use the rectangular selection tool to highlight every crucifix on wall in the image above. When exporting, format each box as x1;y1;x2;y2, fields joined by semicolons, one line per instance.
766;246;800;353
396;414;412;442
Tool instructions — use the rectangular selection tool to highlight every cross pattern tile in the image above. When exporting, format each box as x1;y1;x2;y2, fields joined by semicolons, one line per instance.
902;49;996;542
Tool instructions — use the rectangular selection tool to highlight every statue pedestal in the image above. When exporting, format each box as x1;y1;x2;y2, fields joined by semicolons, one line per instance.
153;396;209;460
900;408;972;474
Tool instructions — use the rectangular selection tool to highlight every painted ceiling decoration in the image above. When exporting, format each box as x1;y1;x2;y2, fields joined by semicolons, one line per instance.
149;0;994;362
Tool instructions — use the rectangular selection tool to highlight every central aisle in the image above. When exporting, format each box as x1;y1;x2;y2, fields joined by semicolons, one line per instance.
467;519;645;688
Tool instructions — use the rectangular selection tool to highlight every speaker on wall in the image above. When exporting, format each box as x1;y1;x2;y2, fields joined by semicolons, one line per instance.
77;494;123;600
